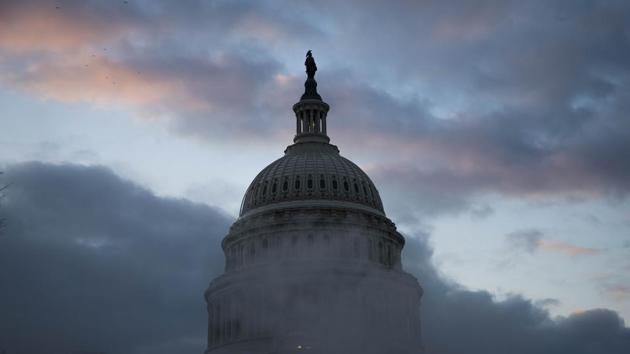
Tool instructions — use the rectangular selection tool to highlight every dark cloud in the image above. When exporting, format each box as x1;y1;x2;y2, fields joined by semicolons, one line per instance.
0;162;231;354
403;235;630;354
0;163;628;353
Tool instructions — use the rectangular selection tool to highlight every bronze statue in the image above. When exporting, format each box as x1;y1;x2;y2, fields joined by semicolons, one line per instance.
301;50;321;100
305;50;317;79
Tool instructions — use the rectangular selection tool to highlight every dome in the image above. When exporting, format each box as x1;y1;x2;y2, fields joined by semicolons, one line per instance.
239;141;384;216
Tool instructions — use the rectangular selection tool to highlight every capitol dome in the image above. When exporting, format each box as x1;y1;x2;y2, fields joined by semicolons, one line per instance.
240;142;384;216
204;51;423;354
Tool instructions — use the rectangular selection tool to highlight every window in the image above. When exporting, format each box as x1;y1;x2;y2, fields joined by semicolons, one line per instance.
378;241;384;264
249;243;255;257
235;320;241;338
368;239;374;260
332;178;338;190
272;181;277;193
320;175;325;189
307;174;313;189
343;179;349;191
295;176;301;190
283;178;288;191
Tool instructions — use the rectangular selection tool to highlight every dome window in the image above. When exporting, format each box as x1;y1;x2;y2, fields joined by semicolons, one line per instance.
307;174;313;189
295;176;301;190
262;184;267;196
320;175;325;189
353;180;359;194
332;178;338;190
283;178;288;191
272;181;277;193
343;178;349;191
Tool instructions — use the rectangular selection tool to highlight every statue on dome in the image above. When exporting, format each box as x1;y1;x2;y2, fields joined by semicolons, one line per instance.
305;50;317;79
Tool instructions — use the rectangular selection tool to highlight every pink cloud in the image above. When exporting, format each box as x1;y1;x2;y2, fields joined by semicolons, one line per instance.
536;239;601;257
605;285;630;302
0;3;134;52
8;57;177;107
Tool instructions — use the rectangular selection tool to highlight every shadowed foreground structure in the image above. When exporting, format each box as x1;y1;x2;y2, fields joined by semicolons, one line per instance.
204;53;424;354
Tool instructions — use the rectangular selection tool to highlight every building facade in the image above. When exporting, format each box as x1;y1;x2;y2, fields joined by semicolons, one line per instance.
204;52;423;354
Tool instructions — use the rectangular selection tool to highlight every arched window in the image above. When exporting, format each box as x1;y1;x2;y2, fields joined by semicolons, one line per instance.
332;178;338;190
343;178;349;191
295;176;301;190
307;174;313;189
262;183;267;196
320;175;325;189
272;180;277;193
283;178;288;191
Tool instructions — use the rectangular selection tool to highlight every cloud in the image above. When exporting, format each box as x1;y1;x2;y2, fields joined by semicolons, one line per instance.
0;162;231;354
537;239;601;257
506;229;545;253
606;285;630;302
0;162;629;353
403;236;630;354
535;298;562;309
0;1;305;143
1;0;630;214
506;229;601;257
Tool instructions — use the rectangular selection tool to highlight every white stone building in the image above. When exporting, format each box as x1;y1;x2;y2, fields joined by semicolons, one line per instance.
204;52;423;354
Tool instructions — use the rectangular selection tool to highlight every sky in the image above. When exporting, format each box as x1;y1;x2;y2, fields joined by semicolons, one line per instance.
0;0;629;353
